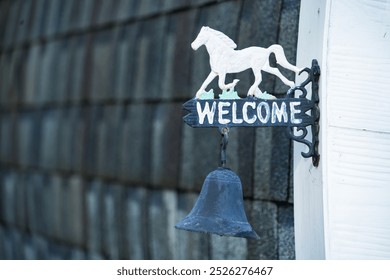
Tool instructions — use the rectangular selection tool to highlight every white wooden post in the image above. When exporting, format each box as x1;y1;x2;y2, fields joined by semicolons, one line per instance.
294;0;329;260
295;0;390;259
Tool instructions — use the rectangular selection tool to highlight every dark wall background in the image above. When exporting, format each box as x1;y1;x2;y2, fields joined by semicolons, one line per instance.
0;0;300;259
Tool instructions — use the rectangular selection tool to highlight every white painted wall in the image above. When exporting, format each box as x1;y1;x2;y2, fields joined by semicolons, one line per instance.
295;0;390;259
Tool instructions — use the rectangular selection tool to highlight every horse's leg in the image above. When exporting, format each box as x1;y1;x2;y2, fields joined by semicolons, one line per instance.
263;60;295;88
270;44;302;74
247;68;262;96
196;71;217;98
218;72;239;91
275;56;301;74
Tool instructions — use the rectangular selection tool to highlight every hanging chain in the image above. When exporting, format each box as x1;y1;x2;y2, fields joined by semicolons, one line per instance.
219;127;229;168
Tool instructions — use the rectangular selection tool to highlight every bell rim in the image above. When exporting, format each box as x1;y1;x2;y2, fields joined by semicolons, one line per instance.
175;215;260;240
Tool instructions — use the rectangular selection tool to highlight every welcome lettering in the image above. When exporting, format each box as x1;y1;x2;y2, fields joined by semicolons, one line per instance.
193;99;307;127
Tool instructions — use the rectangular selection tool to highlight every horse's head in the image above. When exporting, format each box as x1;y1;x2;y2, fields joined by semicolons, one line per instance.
191;26;210;50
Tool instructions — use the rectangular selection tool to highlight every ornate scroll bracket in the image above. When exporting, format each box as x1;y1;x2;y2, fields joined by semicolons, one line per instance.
286;59;320;166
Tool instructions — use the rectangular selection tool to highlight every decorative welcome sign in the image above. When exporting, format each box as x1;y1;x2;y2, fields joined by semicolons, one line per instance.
183;26;320;166
176;26;321;240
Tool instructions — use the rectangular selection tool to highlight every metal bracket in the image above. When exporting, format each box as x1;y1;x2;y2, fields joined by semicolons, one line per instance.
286;59;320;166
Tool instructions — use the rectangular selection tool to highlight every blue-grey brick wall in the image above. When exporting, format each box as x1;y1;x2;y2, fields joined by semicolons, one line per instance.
0;0;299;260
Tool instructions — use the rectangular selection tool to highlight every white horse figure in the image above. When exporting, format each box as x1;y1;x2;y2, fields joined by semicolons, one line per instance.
191;26;302;99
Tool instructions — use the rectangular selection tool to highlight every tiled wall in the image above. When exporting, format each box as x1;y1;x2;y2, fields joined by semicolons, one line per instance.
0;0;300;259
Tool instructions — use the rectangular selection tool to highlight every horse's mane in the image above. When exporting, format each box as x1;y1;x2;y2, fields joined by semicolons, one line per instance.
207;27;237;49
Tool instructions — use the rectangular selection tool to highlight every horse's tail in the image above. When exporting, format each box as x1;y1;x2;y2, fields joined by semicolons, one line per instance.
268;44;301;74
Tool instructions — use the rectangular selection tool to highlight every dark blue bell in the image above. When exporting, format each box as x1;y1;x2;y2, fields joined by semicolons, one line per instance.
175;167;259;239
